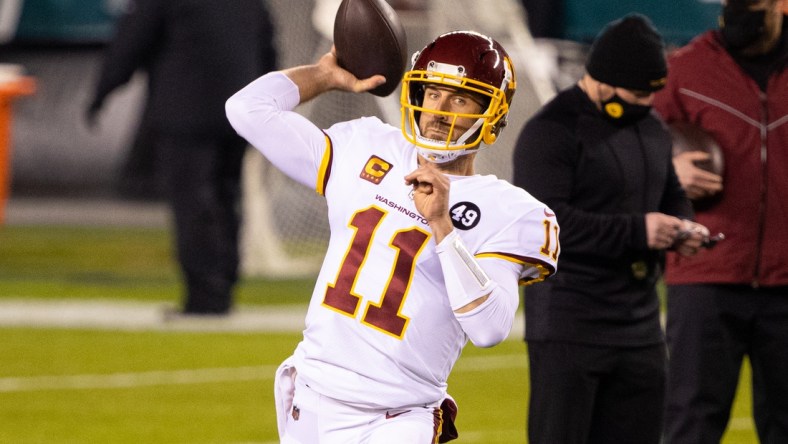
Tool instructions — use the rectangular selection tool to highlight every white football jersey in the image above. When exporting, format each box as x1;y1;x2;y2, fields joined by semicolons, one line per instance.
226;72;558;410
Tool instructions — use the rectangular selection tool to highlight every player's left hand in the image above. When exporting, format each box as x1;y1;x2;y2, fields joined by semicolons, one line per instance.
405;162;453;241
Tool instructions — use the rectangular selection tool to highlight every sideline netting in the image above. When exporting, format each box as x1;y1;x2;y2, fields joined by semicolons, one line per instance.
240;0;556;278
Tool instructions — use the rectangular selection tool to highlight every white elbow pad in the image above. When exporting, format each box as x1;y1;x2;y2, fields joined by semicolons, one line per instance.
436;230;494;310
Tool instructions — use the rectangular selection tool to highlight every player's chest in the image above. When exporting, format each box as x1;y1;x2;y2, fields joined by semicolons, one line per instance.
326;152;494;243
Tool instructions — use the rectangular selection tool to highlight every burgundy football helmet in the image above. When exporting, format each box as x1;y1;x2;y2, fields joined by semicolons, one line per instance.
400;31;517;163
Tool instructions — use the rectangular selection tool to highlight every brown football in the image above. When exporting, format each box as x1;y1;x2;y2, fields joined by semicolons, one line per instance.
333;0;408;97
668;121;724;176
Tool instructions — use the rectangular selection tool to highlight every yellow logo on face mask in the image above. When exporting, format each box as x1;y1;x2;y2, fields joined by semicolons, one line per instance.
360;155;393;185
605;102;624;118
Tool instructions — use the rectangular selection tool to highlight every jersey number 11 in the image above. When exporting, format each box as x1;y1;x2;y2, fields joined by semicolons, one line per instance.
322;206;430;339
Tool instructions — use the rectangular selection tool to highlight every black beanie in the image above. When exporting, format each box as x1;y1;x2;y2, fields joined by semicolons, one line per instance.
585;13;668;91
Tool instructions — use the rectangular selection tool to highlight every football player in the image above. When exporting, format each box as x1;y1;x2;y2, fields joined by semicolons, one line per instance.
226;31;559;443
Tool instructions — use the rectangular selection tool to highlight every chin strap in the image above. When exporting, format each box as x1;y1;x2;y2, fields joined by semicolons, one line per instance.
435;230;494;311
416;144;463;163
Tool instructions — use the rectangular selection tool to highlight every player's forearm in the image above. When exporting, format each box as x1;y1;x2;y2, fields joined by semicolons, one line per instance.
454;279;519;347
436;231;493;312
428;217;455;245
281;50;385;103
453;295;490;313
457;259;521;346
435;231;520;345
281;63;336;104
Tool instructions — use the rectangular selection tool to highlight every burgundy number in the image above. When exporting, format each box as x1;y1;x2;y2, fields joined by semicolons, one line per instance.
322;207;430;338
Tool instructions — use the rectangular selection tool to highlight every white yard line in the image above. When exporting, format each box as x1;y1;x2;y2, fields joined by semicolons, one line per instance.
0;365;278;393
0;354;523;393
0;298;526;337
0;299;306;332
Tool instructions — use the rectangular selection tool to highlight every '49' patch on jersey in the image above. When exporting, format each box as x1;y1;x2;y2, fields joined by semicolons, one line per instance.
450;201;481;230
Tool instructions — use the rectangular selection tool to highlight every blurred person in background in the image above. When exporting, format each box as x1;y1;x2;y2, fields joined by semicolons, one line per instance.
86;0;277;316
653;0;788;442
512;14;710;444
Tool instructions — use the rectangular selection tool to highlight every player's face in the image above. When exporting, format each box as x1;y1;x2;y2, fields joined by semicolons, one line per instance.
418;85;485;143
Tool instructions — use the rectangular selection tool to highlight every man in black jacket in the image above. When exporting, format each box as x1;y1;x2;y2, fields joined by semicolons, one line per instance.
512;14;709;444
87;0;277;315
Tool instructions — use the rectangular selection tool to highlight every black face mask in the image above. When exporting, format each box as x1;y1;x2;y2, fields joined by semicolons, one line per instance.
600;93;652;126
721;7;767;50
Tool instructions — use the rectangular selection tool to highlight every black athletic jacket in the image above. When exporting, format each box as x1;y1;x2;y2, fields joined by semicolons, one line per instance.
513;85;692;347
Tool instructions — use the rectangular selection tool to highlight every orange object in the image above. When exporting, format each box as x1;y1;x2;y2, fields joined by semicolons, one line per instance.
0;76;36;224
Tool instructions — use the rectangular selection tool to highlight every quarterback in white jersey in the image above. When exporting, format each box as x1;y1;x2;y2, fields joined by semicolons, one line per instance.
227;31;559;443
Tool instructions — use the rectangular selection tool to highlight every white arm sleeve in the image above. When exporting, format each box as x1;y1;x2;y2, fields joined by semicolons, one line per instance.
225;72;327;189
435;230;494;310
454;258;521;348
436;231;521;347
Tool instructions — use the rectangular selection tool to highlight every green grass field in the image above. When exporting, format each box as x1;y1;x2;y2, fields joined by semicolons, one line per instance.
0;225;757;443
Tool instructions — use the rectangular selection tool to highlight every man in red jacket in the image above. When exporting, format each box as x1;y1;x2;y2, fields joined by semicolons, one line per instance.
653;0;788;442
